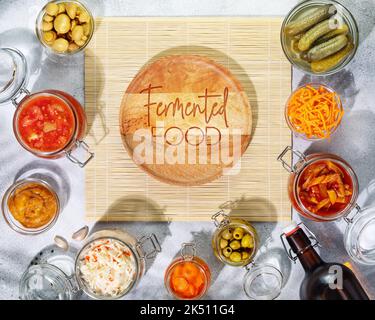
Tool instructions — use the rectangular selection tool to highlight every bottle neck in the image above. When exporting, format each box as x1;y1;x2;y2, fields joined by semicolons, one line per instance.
286;228;324;272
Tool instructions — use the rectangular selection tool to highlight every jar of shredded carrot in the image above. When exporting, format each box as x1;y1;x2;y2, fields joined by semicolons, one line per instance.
164;243;211;300
285;83;344;140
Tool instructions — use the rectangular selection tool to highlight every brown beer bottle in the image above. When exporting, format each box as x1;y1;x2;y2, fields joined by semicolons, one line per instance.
283;222;369;300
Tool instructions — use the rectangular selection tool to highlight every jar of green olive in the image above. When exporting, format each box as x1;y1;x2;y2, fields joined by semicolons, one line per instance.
211;211;259;267
211;211;285;300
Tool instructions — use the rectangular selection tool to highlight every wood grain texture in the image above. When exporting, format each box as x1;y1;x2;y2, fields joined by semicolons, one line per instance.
120;54;252;186
85;17;292;222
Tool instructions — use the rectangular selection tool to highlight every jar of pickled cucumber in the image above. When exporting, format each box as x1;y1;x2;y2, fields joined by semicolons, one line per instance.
211;211;259;267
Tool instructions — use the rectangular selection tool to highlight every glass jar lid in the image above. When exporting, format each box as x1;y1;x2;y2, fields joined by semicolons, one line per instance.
19;244;78;300
243;264;283;300
344;206;375;265
0;48;27;104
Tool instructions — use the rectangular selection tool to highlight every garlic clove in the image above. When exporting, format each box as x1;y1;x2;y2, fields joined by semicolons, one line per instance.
72;225;89;241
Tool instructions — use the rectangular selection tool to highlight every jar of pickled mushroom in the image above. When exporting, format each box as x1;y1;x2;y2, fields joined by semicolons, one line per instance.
35;1;94;56
278;146;359;222
0;47;93;167
164;243;211;300
211;211;284;300
1;177;60;235
75;229;161;300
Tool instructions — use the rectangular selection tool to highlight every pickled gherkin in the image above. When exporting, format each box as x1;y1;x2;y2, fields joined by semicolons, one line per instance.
307;35;348;61
311;42;354;73
298;19;338;51
285;5;336;36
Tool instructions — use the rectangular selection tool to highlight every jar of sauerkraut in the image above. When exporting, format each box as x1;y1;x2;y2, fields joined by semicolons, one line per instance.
19;229;161;300
75;229;161;299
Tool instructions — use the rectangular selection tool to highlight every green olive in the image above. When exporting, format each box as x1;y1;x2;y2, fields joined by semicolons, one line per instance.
229;252;242;262
72;25;84;41
229;240;241;250
219;238;228;249
221;228;233;240
222;247;232;258
45;3;59;16
57;3;66;13
43;30;56;44
54;14;71;34
78;11;90;23
242;251;250;261
42;21;53;31
66;3;78;19
233;227;244;240
241;234;254;249
52;38;69;52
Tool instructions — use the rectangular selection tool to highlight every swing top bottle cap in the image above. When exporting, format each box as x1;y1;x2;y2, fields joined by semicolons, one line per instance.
283;221;299;237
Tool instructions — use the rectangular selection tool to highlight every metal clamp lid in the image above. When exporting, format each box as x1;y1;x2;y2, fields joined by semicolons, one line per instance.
277;146;306;173
211;210;230;228
180;243;196;261
65;140;94;168
136;233;161;260
12;87;30;107
280;222;321;263
344;204;361;224
0;47;28;105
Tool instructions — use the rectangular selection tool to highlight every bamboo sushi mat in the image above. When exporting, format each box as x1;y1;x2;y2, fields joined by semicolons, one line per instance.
84;17;292;222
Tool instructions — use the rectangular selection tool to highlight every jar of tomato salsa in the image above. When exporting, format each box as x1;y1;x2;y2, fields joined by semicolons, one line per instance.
0;47;93;167
278;146;359;222
164;243;211;300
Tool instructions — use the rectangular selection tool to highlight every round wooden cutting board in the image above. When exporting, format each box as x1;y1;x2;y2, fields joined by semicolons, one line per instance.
120;55;252;186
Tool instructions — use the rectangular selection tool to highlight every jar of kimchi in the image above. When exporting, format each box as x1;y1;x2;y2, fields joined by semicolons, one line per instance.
278;146;359;222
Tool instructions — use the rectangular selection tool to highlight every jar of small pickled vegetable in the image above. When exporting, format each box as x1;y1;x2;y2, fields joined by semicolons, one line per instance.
0;47;93;167
281;0;359;75
211;211;259;266
164;243;211;300
211;211;284;300
278;146;359;222
75;229;161;300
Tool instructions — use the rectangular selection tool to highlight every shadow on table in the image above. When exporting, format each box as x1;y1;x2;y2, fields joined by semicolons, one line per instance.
13;160;71;210
83;50;109;145
90;195;172;274
298;69;359;112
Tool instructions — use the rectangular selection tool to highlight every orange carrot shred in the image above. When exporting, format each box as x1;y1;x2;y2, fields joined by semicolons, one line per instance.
287;85;344;139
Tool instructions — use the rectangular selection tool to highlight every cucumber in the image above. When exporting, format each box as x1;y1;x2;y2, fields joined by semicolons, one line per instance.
298;19;338;51
311;42;354;73
285;5;336;36
315;23;349;45
307;35;348;61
